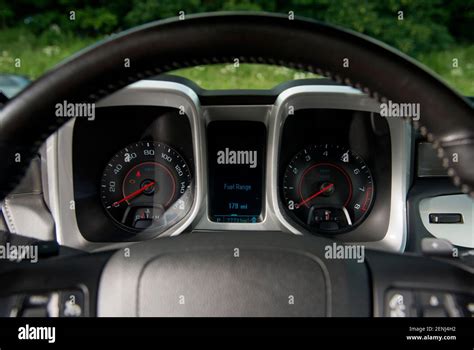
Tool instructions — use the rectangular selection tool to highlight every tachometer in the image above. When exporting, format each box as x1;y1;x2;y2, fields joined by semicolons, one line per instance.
282;144;374;233
100;141;192;232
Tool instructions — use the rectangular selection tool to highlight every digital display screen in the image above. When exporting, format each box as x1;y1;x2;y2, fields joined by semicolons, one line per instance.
208;121;266;223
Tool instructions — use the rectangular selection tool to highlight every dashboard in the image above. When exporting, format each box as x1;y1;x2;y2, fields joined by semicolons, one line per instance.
42;77;414;252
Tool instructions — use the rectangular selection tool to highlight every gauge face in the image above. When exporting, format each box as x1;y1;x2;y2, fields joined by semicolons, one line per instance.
100;141;193;232
282;144;374;233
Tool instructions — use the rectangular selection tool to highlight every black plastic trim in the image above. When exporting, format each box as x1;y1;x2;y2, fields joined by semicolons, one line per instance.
153;75;343;105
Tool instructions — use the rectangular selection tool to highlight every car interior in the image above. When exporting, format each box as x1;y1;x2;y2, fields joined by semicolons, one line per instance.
0;13;473;319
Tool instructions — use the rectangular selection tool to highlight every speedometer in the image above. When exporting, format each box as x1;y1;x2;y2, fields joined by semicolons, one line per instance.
282;144;374;233
100;141;192;232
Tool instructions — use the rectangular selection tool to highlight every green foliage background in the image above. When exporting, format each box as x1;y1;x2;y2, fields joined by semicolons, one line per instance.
0;0;472;94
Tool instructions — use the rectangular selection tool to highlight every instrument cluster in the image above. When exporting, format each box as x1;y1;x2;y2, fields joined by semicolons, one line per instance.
70;83;394;244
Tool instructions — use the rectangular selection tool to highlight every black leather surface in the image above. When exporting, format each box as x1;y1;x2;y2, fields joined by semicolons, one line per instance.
0;12;473;198
138;250;327;316
99;231;370;317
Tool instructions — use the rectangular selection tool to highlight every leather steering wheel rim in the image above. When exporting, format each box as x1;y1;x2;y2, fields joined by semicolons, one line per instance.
0;12;473;199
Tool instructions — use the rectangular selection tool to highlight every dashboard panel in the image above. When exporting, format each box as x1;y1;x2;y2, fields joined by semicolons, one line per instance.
42;79;412;252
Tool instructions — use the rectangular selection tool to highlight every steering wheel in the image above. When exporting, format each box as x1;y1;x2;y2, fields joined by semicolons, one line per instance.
0;13;472;317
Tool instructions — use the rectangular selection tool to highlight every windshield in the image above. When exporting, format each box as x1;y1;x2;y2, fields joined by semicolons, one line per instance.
0;1;472;95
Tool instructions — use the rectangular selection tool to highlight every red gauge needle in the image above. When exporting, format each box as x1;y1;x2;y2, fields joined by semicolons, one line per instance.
298;183;334;207
112;181;155;207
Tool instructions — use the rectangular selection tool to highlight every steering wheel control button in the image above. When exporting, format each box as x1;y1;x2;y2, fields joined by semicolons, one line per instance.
418;291;444;307
416;291;461;317
59;290;84;317
0;295;24;317
459;296;474;317
26;294;50;306
383;289;473;318
385;290;416;317
21;293;53;318
0;289;87;317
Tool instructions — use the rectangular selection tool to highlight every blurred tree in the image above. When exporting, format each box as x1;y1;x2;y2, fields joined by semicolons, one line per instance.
0;0;14;28
1;0;471;56
446;0;474;42
78;7;118;34
124;0;201;25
